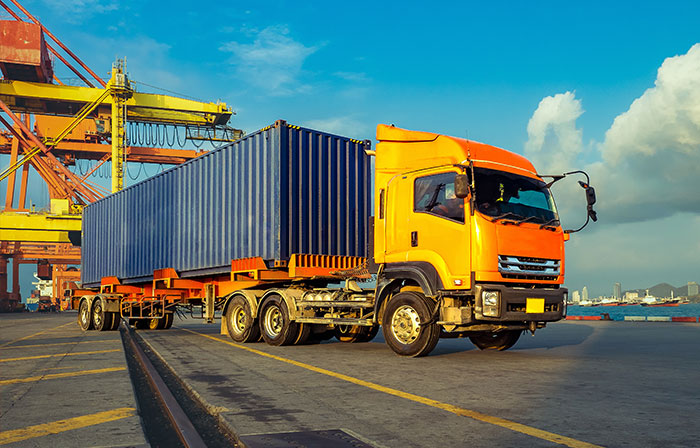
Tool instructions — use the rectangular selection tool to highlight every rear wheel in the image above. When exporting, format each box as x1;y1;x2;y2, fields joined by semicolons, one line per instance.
358;325;379;342
469;330;521;351
226;296;260;343
78;299;93;331
108;312;121;330
335;325;378;343
259;295;298;346
163;312;174;329
382;292;440;357
92;298;111;332
133;319;149;329
148;317;163;330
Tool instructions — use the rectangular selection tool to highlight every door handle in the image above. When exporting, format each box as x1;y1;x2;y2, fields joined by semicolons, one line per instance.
411;231;418;247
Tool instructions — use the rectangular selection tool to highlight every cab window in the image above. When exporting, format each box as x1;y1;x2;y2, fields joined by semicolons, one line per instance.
414;172;464;223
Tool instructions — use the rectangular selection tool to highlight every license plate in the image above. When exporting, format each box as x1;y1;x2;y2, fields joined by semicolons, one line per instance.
526;298;545;313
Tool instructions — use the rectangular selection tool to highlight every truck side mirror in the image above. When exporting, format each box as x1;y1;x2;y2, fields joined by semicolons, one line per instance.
578;181;598;222
454;174;470;198
579;181;596;206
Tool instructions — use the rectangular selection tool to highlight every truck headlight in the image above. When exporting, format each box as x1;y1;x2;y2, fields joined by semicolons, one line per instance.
482;290;500;317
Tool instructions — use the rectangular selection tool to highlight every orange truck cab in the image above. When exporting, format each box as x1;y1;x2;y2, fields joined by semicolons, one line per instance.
371;124;596;356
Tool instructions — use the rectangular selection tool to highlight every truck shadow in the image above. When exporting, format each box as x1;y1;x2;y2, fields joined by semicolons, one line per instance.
428;322;597;356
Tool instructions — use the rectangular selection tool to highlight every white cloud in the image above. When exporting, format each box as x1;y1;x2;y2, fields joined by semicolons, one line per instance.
334;71;369;83
220;25;320;95
526;44;700;225
302;116;370;139
38;0;119;23
524;91;584;174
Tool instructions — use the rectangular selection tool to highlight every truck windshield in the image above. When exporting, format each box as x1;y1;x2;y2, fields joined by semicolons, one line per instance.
474;167;558;223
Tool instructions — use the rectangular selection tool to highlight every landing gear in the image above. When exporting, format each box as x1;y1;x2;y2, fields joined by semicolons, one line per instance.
225;296;260;343
382;292;440;357
469;330;521;351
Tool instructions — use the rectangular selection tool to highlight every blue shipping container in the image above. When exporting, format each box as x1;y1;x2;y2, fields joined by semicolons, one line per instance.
81;120;372;287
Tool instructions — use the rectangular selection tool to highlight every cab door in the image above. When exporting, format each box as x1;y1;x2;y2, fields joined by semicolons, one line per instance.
405;169;472;288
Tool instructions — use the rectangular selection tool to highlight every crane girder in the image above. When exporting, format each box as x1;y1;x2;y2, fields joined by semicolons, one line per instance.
0;80;232;126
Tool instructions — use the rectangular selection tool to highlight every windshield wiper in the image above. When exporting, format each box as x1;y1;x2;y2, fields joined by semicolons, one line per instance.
489;212;524;223
539;218;560;229
514;216;542;225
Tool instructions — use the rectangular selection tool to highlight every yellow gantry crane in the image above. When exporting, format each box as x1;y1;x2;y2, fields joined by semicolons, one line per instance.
0;0;240;311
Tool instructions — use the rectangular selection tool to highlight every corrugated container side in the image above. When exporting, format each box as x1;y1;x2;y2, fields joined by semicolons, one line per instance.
81;121;371;287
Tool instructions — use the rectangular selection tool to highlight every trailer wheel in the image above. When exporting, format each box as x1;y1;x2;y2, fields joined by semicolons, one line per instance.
358;325;379;342
148;318;162;330
469;330;521;351
163;313;174;329
109;313;121;330
133;319;149;329
382;292;440;357
294;323;312;345
92;298;111;331
334;325;377;343
259;295;299;346
225;296;260;343
78;299;93;331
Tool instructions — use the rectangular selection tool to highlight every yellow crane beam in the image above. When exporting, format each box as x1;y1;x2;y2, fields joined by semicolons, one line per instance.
0;79;232;126
0;210;81;243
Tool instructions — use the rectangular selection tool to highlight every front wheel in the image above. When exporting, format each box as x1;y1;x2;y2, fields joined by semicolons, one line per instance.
469;330;521;351
226;296;260;343
382;292;440;357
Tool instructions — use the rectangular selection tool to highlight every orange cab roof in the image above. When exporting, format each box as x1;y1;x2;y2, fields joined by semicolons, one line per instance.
376;124;539;179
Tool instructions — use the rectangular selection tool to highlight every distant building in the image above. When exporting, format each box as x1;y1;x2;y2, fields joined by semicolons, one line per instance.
688;281;699;297
625;291;639;300
582;286;589;302
572;290;581;303
613;282;621;300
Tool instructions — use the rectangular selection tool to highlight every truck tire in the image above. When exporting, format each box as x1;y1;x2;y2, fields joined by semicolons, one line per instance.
294;323;312;345
334;325;378;343
358;325;379;342
225;296;260;343
148;317;163;330
382;291;440;357
259;295;299;346
469;330;521;351
109;312;121;330
163;312;174;329
92;298;111;331
78;299;93;331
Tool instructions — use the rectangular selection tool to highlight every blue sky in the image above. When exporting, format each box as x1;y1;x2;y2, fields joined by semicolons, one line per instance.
5;0;700;297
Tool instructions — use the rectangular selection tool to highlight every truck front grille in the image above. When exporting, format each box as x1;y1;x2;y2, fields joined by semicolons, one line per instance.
498;255;560;280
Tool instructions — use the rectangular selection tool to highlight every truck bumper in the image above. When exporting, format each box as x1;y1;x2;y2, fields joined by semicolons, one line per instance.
473;283;566;322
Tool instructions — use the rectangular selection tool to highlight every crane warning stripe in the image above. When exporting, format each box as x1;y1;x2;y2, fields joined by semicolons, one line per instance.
181;328;604;448
0;407;136;445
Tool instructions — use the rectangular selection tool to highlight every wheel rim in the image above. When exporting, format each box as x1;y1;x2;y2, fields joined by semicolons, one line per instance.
92;302;102;328
391;305;421;344
230;305;247;334
80;302;89;326
263;305;283;338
